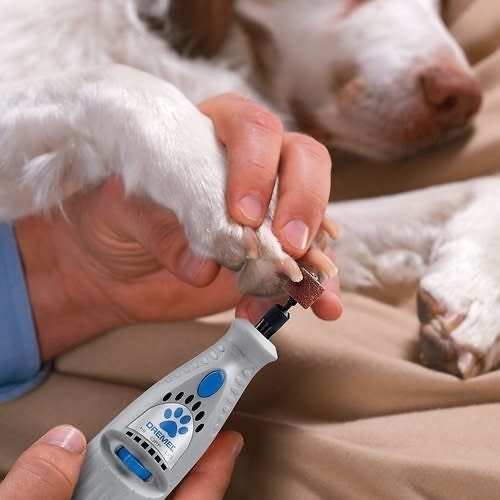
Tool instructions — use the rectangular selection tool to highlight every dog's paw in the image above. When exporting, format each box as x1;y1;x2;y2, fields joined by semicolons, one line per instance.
222;217;338;296
416;195;500;378
234;223;301;295
199;218;302;293
417;287;475;377
417;282;500;378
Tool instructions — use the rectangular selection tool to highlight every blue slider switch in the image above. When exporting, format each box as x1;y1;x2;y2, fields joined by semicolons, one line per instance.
116;446;152;481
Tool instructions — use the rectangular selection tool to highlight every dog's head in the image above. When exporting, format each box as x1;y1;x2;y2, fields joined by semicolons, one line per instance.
234;0;481;160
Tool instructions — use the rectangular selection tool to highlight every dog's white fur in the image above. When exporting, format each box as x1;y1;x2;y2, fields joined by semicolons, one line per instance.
0;0;498;377
330;178;500;377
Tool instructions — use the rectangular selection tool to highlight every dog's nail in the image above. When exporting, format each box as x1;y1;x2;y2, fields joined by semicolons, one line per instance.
321;216;340;240
303;248;338;279
457;351;481;379
282;256;303;282
239;193;263;223
438;313;466;334
283;220;309;252
313;229;328;250
243;227;260;259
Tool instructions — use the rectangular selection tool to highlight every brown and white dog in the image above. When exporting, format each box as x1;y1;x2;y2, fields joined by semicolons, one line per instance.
154;0;481;159
1;0;498;377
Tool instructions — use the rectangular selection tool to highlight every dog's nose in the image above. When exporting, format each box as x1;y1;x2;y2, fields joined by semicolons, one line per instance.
419;66;482;128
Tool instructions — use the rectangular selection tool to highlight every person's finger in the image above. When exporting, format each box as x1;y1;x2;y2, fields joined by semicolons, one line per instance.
236;296;281;324
173;431;243;500
273;133;332;257
310;278;343;320
310;245;343;320
0;425;86;500
199;93;284;227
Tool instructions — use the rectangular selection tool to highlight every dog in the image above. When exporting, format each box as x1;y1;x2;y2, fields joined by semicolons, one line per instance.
0;0;497;378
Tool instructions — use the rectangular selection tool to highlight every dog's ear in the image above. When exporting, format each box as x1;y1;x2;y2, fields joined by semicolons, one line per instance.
235;13;278;83
166;0;234;57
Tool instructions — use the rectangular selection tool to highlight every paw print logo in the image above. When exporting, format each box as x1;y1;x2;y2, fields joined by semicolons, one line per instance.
160;407;192;438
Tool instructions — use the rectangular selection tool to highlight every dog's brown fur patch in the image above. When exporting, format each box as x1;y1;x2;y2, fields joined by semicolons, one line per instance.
167;0;233;57
236;14;278;82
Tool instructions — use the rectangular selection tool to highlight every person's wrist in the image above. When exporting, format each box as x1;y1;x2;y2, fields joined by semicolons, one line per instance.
15;213;124;361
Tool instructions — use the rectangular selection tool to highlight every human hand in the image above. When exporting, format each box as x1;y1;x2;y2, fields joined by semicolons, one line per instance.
0;425;242;500
0;425;86;500
15;92;342;360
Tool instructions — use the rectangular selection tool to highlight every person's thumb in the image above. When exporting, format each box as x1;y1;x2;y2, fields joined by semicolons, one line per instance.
124;191;221;287
0;425;87;500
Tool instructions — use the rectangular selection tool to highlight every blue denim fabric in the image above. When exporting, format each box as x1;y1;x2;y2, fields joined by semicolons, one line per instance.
0;223;49;402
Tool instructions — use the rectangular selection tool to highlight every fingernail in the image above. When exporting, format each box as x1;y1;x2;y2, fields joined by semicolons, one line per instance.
239;193;263;223
231;436;244;458
180;248;208;282
42;425;86;454
283;220;309;251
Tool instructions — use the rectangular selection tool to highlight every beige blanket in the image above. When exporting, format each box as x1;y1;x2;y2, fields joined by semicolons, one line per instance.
2;2;500;498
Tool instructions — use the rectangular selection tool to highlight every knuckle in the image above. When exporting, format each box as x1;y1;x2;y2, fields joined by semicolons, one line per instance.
218;92;253;105
287;133;331;166
309;184;328;205
310;190;329;215
291;188;328;220
302;189;328;217
243;158;277;179
239;103;283;136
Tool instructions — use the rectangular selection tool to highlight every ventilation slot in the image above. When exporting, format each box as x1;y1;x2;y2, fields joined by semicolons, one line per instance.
125;429;168;473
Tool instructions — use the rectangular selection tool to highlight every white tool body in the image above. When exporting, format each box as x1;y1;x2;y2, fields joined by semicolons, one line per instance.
72;318;278;499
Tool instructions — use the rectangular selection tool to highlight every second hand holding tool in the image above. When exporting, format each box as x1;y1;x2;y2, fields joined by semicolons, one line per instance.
73;268;324;500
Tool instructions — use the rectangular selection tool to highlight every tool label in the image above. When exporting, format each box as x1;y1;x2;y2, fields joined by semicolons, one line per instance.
129;403;194;469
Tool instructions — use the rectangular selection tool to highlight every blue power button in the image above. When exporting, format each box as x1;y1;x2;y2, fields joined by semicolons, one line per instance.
197;370;225;398
116;446;152;481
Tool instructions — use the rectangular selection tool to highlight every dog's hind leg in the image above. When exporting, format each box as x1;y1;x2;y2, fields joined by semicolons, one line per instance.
415;182;500;377
328;177;497;303
330;176;500;376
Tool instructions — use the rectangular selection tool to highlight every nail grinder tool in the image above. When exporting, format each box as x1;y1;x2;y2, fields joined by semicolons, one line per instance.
72;268;324;500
